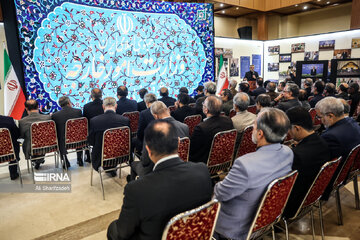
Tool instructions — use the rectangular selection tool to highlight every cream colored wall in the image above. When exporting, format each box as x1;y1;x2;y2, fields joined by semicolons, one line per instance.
214;16;258;39
0;23;5;115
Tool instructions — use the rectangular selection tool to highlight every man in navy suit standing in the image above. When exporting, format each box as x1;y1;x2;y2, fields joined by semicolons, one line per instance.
116;86;138;115
88;97;130;176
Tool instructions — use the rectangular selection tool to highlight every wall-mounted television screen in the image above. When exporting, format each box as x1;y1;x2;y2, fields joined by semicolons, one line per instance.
336;60;360;76
301;64;324;77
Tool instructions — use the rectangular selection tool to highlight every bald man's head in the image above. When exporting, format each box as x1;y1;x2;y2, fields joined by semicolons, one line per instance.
159;87;169;97
91;88;102;100
203;96;222;116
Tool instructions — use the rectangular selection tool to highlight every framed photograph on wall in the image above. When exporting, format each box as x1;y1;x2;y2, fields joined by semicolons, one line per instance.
333;49;351;59
319;40;335;50
268;63;279;72
304;51;319;61
279;54;292;62
291;43;305;53
352;38;360;48
215;48;224;57
268;45;280;55
223;48;233;58
229;58;239;77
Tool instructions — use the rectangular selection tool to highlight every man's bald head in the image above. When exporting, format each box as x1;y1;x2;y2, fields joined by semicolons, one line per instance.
203;96;222;116
117;86;129;97
91;88;102;100
159;87;169;97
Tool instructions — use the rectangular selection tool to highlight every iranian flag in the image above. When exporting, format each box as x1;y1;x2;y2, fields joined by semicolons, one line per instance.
4;49;25;120
216;55;229;95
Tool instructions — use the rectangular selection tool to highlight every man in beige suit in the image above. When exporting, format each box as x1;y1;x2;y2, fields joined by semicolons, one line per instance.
231;92;256;132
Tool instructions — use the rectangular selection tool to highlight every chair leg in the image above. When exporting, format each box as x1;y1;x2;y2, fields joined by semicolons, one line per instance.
30;159;35;184
319;201;325;240
283;218;289;240
335;189;343;225
353;175;359;210
99;169;105;200
16;160;23;187
27;159;30;173
62;154;68;172
271;225;276;240
90;166;93;186
310;207;315;240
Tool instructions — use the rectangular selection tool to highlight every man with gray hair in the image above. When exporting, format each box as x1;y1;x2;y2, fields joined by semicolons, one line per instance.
129;101;189;181
190;96;234;164
229;79;238;97
214;108;293;239
231;92;256;132
51;96;82;167
275;83;301;112
195;81;217;118
265;82;279;102
88;97;130;174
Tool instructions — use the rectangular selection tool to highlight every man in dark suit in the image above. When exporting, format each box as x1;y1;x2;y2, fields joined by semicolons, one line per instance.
316;97;360;199
51;96;83;168
309;80;325;108
137;88;148;112
83;88;104;163
116;86;138;115
283;107;330;218
159;87;176;107
304;78;313;98
136;93;157;152
275;83;301;112
349;82;360;117
171;93;196;122
239;82;255;105
179;87;195;103
244;65;259;90
107;120;212;240
0;115;21;180
190;96;234;164
194;85;204;100
310;66;317;76
19;100;50;169
250;78;266;98
130;101;189;181
195;81;216;119
88;97;130;175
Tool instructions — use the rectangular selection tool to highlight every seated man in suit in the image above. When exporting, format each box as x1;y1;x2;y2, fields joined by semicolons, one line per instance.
275;83;301;112
19;100;51;169
349;82;360;117
51;96;83;168
171;93;196;122
136;93;157;152
303;78;313;98
232;92;256;132
335;83;349;100
309;80;325;108
229;80;238;98
137;88;148;112
255;94;271;114
83;88;104;163
214;108;293;240
159;87;176;107
0;115;21;180
250;78;266;98
324;83;336;97
88;97;130;176
195;81;217;118
194;85;204;100
116;86;138;115
189;96;234;164
315;97;360;199
265;82;279;102
238;82;255;105
179;87;195;103
220;89;233;116
107;120;213;240
283;107;330;218
130;101;189;181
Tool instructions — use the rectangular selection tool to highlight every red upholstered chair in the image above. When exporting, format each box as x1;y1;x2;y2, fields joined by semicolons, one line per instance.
178;137;190;162
90;126;131;200
29;120;60;182
207;129;237;178
279;158;341;240
247;105;257;114
0;128;22;185
122;111;139;138
168;105;176;113
246;171;298;240
229;109;236;118
235;126;257;159
184;114;202;136
309;108;322;129
161;199;220;240
65;117;90;166
329;144;360;225
308;96;314;102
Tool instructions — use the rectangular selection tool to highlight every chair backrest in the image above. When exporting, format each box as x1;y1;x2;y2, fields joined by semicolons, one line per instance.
207;129;237;175
247;105;257;114
229;109;236;118
101;126;131;168
65;117;88;149
168;105;176;112
334;144;360;187
236;125;257;159
292;158;341;218
309;108;322;126
0;128;15;163
246;171;298;240
184;115;202;136
122;111;140;137
351;144;360;172
161;200;221;240
30;120;58;155
178;137;190;162
308;96;314;102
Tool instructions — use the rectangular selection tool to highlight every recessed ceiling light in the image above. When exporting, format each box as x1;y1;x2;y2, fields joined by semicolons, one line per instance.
333;3;339;5
236;7;239;10
222;10;225;14
303;5;308;10
295;4;298;7
326;1;330;4
220;3;224;7
317;0;321;2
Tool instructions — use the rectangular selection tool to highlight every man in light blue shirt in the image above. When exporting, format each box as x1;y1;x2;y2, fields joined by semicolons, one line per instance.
214;108;293;240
